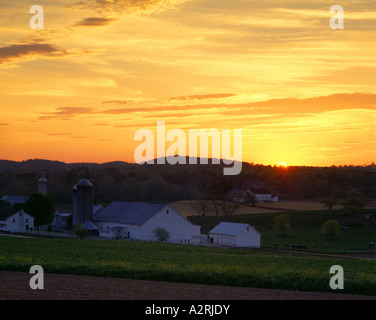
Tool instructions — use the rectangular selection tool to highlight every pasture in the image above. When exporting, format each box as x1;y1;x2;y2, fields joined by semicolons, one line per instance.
0;236;375;296
190;208;376;253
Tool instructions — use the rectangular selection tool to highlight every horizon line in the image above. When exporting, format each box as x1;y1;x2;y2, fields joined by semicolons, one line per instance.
0;157;375;168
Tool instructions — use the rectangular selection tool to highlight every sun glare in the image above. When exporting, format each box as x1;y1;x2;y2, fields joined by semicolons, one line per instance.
278;162;288;168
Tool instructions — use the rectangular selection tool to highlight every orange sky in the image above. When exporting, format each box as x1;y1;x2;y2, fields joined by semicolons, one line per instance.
0;0;375;167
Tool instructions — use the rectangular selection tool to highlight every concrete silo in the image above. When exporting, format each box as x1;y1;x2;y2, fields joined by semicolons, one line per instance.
38;177;47;195
72;178;94;227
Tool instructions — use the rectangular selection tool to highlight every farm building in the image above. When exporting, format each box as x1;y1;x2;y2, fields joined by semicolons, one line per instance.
226;188;278;203
226;189;246;203
0;209;35;233
93;201;201;245
208;222;261;248
0;196;30;206
248;188;278;203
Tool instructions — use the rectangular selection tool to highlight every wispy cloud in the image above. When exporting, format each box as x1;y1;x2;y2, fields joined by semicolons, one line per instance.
102;100;131;104
74;0;192;15
38;107;94;121
48;133;72;136
74;17;115;27
0;43;69;66
167;93;236;101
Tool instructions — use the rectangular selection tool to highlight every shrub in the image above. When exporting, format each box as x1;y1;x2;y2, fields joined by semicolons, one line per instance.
321;220;340;240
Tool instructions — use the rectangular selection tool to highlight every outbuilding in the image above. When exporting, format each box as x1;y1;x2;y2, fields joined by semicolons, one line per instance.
0;209;35;233
208;222;261;248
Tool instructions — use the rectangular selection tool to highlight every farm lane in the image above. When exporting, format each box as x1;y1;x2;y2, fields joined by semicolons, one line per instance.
1;271;375;300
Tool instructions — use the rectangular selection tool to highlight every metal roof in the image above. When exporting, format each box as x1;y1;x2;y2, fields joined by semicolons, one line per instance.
82;220;98;230
1;196;30;205
93;201;166;225
209;222;256;236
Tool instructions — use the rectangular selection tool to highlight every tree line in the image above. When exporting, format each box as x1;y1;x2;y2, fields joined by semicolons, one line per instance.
0;159;375;206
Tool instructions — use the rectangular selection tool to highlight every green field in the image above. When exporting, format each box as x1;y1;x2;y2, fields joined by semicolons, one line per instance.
190;208;376;253
0;236;375;296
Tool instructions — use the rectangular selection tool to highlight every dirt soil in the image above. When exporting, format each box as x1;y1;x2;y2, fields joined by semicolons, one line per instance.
1;271;375;300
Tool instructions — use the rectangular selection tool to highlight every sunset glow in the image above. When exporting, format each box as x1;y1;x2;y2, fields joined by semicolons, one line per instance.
1;0;375;166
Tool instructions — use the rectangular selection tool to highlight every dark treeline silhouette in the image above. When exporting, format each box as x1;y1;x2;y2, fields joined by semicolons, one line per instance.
0;159;375;205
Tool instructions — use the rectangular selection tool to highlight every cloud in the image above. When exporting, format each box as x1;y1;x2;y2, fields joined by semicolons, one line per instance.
79;0;191;15
167;93;236;101
74;17;115;27
102;100;131;104
0;43;69;66
48;133;72;136
38;107;94;120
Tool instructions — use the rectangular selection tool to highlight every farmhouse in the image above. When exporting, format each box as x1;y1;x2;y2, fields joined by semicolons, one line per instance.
0;209;35;233
226;188;278;203
247;188;278;203
93;201;201;245
208;222;261;248
226;188;246;203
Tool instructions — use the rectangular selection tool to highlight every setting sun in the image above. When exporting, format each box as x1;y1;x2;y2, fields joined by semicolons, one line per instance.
278;162;288;168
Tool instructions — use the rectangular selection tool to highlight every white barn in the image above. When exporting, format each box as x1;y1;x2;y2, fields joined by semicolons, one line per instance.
209;222;261;248
93;202;201;245
0;209;35;233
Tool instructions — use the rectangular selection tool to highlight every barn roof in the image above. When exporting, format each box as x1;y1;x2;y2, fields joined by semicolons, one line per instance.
249;188;271;195
93;201;166;225
1;196;30;206
209;222;258;236
82;220;98;230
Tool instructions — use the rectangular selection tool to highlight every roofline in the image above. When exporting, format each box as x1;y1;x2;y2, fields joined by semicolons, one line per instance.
143;204;197;226
209;223;261;236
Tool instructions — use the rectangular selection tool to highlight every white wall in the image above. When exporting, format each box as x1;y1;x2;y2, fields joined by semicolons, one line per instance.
210;225;261;248
210;234;236;247
142;206;198;245
236;226;261;248
5;210;34;233
96;221;142;239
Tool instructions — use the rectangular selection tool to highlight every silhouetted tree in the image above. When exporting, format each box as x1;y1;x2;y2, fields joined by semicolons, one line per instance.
274;214;290;237
321;197;337;210
343;198;365;214
23;193;54;227
245;190;257;207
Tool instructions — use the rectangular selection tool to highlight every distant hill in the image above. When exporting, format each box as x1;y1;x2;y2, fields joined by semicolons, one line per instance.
0;159;132;172
0;158;375;205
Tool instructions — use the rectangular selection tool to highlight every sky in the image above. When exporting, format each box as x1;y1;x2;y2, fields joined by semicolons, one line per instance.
0;0;375;167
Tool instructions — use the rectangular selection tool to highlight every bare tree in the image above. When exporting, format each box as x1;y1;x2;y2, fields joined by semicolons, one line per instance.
153;227;170;243
191;198;210;233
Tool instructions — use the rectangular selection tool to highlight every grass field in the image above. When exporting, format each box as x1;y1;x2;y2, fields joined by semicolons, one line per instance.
170;200;375;217
1;204;375;297
0;236;375;296
190;208;376;253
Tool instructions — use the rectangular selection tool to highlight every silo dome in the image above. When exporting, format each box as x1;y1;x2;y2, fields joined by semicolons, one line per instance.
76;178;93;188
39;177;47;182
